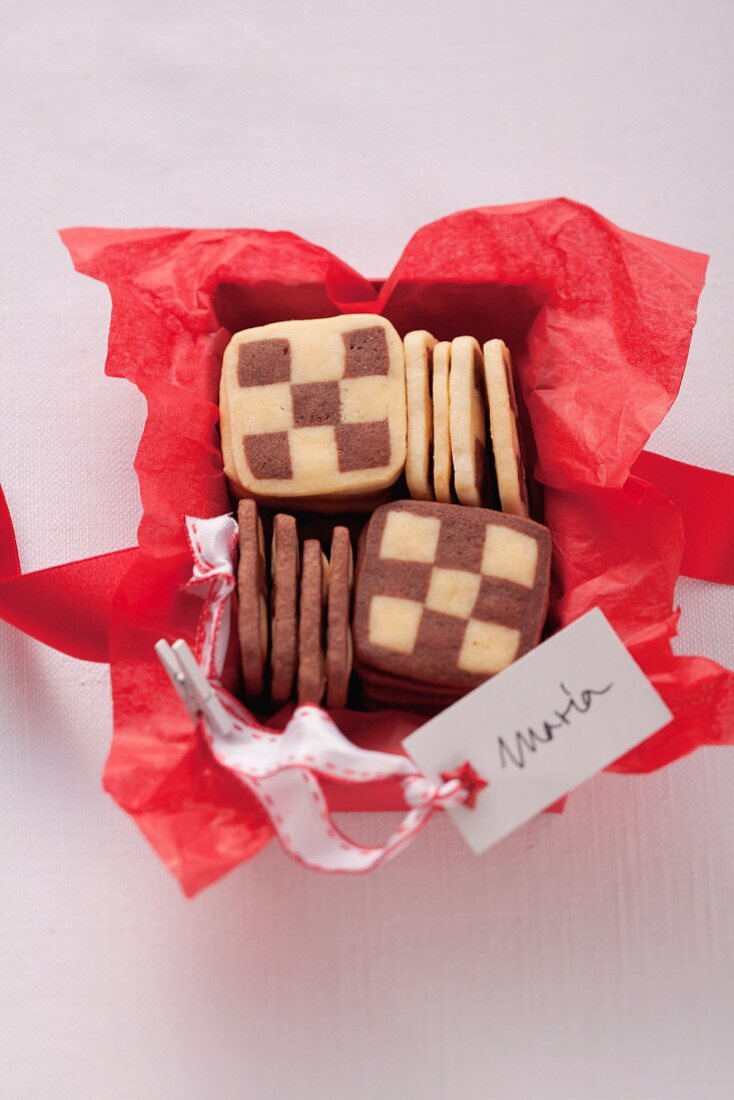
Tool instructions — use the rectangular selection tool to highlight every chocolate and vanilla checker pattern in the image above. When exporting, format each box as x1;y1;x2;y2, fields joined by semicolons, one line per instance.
225;316;546;711
220;315;407;509
353;501;551;695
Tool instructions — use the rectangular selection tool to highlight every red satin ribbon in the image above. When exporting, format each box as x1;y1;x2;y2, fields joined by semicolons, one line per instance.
0;486;137;662
0;453;732;663
0;485;21;580
632;452;734;585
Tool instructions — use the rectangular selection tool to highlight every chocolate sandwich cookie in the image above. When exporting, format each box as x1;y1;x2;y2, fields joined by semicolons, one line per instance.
270;513;300;705
237;498;269;701
297;539;329;705
353;500;551;692
325;526;354;708
432;341;453;503
404;330;436;501
220;315;407;508
449;336;488;507
483;339;529;517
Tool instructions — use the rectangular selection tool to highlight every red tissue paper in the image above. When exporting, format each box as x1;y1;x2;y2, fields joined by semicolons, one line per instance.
1;199;732;895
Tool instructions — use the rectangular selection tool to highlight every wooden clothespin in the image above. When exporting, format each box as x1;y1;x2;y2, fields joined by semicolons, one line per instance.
155;639;231;740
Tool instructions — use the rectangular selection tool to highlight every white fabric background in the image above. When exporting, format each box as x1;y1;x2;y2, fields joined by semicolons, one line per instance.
1;1;733;1097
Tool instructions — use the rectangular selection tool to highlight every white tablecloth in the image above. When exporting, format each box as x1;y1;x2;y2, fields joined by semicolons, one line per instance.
2;2;733;1097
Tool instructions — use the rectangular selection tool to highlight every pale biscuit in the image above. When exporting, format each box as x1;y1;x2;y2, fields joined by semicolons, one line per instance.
431;341;453;503
220;315;407;505
404;330;436;501
449;335;488;506
483;339;529;517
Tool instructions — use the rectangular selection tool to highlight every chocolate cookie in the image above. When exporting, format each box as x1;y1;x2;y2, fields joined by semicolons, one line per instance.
297;539;329;705
220;315;407;508
353;500;551;691
270;513;300;705
325;526;354;707
237;498;269;701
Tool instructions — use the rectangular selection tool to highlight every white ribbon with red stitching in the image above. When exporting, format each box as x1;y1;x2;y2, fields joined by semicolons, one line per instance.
185;515;239;678
183;514;468;873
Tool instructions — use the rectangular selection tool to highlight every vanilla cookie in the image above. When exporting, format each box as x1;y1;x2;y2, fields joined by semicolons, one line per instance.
449;335;488;506
220;315;407;507
404;330;436;501
432;341;453;503
237;499;268;701
297;539;329;705
325;526;354;708
270;513;300;705
483;340;529;517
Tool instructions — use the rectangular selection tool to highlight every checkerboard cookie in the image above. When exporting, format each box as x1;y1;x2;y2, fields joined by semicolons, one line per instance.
431;341;453;503
353;500;551;691
270;513;300;705
297;539;330;705
325;526;354;708
404;330;436;501
449;336;488;507
220;315;407;509
483;339;529;517
237;499;268;700
356;659;463;709
251;486;394;514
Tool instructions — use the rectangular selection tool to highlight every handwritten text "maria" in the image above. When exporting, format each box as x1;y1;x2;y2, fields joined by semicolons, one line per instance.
497;682;613;770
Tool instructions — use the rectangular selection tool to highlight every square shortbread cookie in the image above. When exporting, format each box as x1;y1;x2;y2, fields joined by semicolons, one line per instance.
220;315;407;504
353;500;551;690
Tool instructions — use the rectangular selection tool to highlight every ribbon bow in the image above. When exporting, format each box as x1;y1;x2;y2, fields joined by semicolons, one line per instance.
183;515;238;678
160;515;486;874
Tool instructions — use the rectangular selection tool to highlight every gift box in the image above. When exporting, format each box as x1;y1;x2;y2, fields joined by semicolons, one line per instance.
1;199;733;894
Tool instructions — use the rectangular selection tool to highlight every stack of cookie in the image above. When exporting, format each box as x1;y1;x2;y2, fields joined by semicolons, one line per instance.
352;500;551;710
403;331;529;516
236;500;355;710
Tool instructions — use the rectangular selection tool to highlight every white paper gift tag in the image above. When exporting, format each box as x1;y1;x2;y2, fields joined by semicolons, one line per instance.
403;608;673;855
